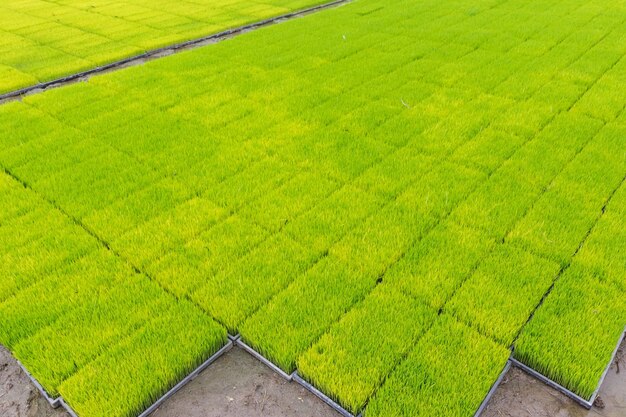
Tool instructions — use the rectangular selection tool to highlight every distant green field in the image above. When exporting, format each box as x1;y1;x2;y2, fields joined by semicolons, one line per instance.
0;0;326;94
1;0;625;416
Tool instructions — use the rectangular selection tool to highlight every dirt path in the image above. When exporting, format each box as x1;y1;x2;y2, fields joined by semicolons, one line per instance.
0;346;67;417
2;342;624;417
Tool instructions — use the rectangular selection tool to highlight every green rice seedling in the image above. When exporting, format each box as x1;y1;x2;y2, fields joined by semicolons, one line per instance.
59;298;227;417
395;161;486;220
452;112;603;237
515;262;626;400
30;147;162;220
447;244;561;345
12;273;174;396
354;146;435;200
0;1;625;416
239;172;338;232
0;249;134;349
385;221;495;309
0;65;38;93
82;177;195;242
209;156;296;210
366;314;510;417
575;186;626;291
0;102;64;150
191;233;317;333
112;197;227;268
240;255;376;372
451;127;526;174
298;285;437;414
487;99;556;139
508;123;626;265
284;184;386;256
4;134;107;182
330;200;435;280
0;173;99;301
0;0;330;93
146;215;267;298
0;226;97;303
451;167;538;238
275;127;395;184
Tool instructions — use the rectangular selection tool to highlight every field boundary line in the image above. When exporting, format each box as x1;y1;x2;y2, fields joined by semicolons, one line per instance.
0;0;350;104
236;338;294;381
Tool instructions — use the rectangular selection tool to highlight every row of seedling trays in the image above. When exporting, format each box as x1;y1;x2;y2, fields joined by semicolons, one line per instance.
17;327;625;417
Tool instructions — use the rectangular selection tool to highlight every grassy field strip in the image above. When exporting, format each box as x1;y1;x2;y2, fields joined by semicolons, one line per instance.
0;172;99;302
508;124;626;266
0;0;588;224
238;0;624;386
514;174;626;399
235;95;512;373
57;299;226;417
366;122;626;414
0;0;333;94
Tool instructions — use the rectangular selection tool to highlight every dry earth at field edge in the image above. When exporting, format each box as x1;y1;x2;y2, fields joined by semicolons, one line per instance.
1;341;624;417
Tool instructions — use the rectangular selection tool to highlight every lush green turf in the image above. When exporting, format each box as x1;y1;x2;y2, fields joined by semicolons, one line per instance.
0;0;328;94
1;0;625;416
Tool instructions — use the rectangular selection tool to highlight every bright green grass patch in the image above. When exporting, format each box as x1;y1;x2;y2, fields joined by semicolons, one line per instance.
366;314;510;417
1;0;625;415
284;184;386;256
0;173;98;301
239;172;339;232
298;285;436;414
112;196;227;268
0;0;330;94
447;244;561;346
59;299;227;417
81;177;195;242
515;262;626;400
575;183;626;292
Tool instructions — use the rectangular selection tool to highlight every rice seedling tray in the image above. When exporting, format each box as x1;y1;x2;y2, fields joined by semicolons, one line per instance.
511;326;625;409
474;360;511;417
15;339;234;417
292;371;361;417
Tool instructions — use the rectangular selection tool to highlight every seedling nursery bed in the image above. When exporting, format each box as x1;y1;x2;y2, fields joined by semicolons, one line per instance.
1;0;625;416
